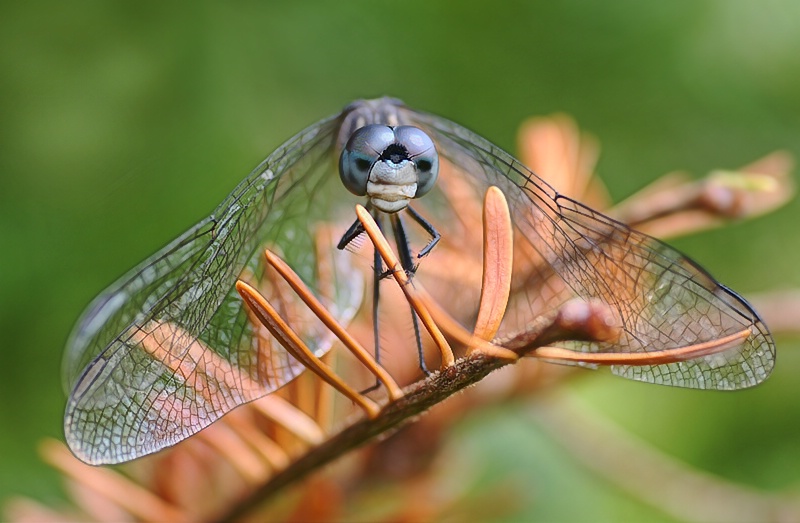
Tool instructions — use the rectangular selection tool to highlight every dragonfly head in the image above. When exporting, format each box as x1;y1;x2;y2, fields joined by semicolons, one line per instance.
339;124;439;213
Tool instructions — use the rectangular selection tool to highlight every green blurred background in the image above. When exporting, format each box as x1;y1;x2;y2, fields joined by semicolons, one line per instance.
2;1;799;521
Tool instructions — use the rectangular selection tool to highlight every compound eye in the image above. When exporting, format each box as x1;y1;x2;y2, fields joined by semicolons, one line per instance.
339;125;395;196
394;126;439;197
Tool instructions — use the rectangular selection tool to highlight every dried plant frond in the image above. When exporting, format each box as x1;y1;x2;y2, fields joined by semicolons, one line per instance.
612;150;794;238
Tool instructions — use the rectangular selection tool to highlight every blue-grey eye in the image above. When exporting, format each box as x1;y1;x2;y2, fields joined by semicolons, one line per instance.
394;125;439;197
339;124;395;196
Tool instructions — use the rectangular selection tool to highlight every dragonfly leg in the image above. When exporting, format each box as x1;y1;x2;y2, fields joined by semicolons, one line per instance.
406;205;441;258
336;217;367;250
391;213;430;375
409;306;428;375
372;240;382;366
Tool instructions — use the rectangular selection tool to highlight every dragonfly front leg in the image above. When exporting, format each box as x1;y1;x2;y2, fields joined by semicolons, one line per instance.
406;205;441;259
336;216;366;250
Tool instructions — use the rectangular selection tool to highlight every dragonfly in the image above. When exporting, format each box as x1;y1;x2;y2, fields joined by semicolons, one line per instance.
63;97;775;466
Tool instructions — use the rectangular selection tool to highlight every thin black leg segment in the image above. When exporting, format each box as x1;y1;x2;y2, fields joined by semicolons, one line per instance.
372;233;382;366
406;205;441;258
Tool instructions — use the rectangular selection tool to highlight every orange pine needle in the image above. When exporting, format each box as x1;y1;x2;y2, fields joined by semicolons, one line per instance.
235;280;380;418
471;186;514;345
264;249;404;401
533;328;752;365
251;396;325;446
39;440;189;523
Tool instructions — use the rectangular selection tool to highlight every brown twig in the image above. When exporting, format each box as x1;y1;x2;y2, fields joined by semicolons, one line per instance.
214;297;613;522
214;352;506;522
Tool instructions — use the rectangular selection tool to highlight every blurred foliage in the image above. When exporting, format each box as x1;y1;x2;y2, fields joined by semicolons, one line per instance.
2;0;800;520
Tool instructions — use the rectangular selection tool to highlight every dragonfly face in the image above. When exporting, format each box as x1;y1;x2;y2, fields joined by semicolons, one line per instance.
339;124;439;213
63;97;775;465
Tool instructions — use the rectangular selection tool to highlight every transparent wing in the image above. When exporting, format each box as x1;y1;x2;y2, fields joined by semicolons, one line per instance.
406;107;775;390
63;113;362;465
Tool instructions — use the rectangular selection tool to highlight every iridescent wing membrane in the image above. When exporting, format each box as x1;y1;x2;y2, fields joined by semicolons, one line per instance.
63;114;364;465
64;98;775;465
404;106;774;390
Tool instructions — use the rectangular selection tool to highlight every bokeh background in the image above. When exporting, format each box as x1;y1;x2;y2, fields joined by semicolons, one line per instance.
2;1;800;521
